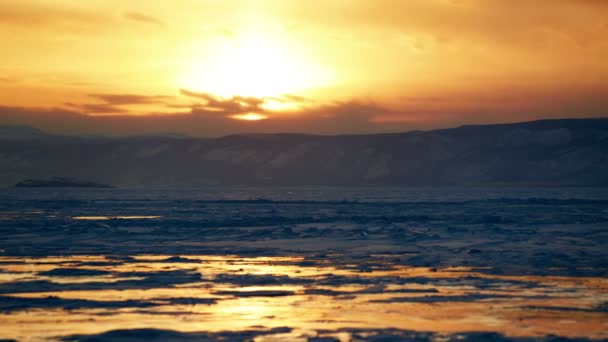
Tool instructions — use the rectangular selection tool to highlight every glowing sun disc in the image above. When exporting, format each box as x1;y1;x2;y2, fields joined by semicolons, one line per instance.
178;34;331;98
230;113;268;121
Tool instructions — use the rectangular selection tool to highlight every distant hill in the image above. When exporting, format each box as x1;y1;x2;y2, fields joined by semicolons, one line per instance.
14;177;113;188
1;118;607;187
0;125;49;140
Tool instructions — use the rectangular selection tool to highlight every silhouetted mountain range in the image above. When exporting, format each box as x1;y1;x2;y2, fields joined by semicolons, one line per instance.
0;125;50;140
1;118;607;187
14;177;113;188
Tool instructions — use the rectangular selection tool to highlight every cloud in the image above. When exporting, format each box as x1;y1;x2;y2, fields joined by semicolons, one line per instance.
3;84;608;137
285;0;608;66
181;90;262;116
0;2;110;32
0;95;393;137
89;94;172;105
124;12;163;26
274;94;313;103
65;94;175;114
63;103;119;115
180;89;274;116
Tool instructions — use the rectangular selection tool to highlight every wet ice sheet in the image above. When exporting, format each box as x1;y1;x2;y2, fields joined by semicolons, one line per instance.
0;255;606;342
1;195;606;277
72;216;161;221
1;187;607;341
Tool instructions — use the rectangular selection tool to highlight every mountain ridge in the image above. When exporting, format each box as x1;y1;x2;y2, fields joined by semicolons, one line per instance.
1;118;607;187
4;117;608;140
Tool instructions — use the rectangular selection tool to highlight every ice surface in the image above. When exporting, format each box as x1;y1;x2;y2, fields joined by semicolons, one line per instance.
0;187;606;341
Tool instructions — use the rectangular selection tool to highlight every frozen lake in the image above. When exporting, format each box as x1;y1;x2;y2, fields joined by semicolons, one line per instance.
0;187;607;341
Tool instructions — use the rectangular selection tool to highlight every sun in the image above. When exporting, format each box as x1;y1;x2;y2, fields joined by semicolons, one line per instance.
230;113;268;121
178;33;331;99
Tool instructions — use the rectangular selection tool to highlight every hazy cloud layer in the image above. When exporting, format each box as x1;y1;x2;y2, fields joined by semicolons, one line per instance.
181;89;265;116
0;2;110;31
0;0;607;135
1;84;607;137
0;96;392;137
124;12;163;26
64;94;175;115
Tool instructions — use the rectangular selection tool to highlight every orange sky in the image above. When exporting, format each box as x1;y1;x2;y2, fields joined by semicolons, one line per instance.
1;0;607;136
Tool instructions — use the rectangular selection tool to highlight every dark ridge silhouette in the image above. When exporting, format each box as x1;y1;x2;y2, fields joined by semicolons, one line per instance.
1;118;607;187
14;177;114;188
0;125;49;140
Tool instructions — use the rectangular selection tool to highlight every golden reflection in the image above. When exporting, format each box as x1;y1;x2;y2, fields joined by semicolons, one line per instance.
72;216;162;220
0;255;606;341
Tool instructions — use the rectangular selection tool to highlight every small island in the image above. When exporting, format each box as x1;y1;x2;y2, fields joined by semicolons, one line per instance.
15;177;114;188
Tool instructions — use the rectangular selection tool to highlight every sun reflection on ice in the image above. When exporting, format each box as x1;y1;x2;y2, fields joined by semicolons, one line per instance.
0;255;606;341
72;216;162;220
